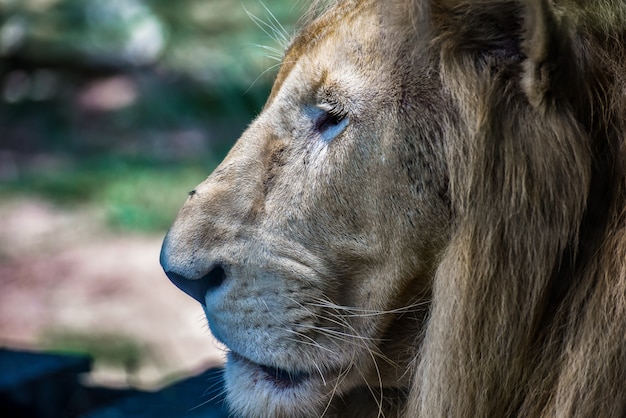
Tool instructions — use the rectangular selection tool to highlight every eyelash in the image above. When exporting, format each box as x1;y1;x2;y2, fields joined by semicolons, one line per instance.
315;104;347;132
315;106;346;132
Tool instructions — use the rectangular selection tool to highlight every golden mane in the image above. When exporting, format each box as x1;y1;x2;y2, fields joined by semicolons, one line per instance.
410;1;626;416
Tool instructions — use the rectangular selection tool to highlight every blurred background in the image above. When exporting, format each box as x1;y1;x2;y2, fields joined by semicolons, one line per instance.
0;0;301;415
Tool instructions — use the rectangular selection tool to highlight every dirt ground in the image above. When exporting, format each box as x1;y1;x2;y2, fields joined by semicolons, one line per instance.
0;197;226;390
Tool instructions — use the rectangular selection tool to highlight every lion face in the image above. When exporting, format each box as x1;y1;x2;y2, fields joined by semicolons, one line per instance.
161;1;451;416
161;0;626;416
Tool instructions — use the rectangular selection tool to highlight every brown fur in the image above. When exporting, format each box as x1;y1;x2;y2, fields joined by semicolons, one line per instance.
413;2;626;416
161;1;626;416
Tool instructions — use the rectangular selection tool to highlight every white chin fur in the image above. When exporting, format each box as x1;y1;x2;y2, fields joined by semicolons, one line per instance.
223;353;336;418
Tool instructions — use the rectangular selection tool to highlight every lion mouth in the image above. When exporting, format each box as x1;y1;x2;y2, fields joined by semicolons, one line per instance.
230;351;312;389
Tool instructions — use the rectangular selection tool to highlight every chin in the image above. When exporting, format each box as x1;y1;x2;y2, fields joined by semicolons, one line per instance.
222;351;408;418
223;351;335;418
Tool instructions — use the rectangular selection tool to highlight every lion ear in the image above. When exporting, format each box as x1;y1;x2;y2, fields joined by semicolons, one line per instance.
520;0;577;107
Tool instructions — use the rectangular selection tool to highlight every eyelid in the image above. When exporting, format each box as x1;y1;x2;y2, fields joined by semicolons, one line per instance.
310;102;350;143
317;101;345;116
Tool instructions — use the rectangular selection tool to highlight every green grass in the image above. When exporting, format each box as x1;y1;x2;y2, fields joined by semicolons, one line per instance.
101;166;207;232
40;329;145;376
0;158;215;232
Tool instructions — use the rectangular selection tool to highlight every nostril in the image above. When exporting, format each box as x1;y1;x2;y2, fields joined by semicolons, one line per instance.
165;265;227;305
204;265;226;291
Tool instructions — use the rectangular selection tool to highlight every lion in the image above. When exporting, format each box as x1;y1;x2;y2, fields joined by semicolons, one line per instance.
160;0;626;416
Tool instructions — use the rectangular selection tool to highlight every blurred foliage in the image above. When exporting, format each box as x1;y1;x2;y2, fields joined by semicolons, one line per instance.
0;0;302;231
3;159;212;230
41;328;145;381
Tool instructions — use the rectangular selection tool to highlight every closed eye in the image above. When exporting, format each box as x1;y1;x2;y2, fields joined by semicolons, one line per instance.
313;105;349;142
315;110;345;132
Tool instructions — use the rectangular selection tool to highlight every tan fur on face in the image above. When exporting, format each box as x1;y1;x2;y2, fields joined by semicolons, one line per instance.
161;1;626;417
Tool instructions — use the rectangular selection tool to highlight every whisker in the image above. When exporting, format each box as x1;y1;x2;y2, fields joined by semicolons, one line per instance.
258;1;291;46
298;323;381;343
283;334;336;355
200;375;225;398
189;371;228;412
297;323;400;369
244;3;289;49
302;297;404;367
307;297;429;317
188;387;228;412
320;361;354;418
285;295;398;363
366;344;386;418
247;43;284;61
244;60;296;95
313;361;327;386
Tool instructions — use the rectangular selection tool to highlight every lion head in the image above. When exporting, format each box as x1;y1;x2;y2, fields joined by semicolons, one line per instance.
161;0;626;417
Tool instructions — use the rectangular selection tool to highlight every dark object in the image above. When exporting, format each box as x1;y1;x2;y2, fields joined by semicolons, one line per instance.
0;348;91;418
0;348;228;418
84;368;228;418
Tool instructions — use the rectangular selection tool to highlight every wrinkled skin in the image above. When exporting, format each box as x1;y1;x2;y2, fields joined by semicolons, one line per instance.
161;1;451;417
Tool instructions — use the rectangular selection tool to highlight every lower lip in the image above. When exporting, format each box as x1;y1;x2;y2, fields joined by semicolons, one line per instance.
230;352;311;389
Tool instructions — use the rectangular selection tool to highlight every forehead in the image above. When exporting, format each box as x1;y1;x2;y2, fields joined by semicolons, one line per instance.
265;0;381;105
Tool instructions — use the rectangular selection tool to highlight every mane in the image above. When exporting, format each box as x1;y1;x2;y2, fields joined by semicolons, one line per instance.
300;0;338;25
405;0;626;416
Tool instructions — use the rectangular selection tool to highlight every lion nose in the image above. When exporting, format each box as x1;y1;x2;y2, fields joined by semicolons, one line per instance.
163;266;226;305
160;235;226;305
